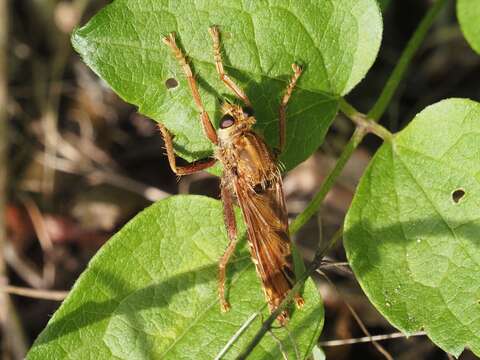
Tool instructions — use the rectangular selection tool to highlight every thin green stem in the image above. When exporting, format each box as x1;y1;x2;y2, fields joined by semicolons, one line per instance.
339;99;393;140
366;121;393;141
290;128;364;235
368;0;449;121
338;97;361;119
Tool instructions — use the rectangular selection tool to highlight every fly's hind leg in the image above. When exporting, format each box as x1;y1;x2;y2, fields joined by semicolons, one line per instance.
218;179;239;312
158;124;217;175
163;33;218;145
278;64;302;154
208;26;252;107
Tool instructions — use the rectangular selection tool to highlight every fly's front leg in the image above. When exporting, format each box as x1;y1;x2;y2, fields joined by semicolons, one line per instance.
158;123;217;175
218;179;238;312
278;64;302;154
163;33;218;145
208;26;252;107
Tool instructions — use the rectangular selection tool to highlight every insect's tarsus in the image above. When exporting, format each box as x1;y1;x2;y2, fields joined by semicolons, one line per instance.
209;26;252;107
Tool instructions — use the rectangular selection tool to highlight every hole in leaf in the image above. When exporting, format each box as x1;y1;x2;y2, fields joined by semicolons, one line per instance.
452;189;465;203
165;78;178;89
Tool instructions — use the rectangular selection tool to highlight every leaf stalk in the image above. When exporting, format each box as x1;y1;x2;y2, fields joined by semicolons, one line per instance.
339;98;393;141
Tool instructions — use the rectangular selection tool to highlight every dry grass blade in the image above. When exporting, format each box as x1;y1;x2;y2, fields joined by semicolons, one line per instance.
317;270;393;360
21;197;56;286
319;331;427;347
1;285;68;301
4;243;44;288
36;137;170;202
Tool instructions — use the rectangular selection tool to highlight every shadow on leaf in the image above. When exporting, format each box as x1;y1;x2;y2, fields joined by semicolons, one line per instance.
34;250;251;347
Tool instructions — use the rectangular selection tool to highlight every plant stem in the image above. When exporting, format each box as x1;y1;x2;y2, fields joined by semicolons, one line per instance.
290;130;363;234
339;99;393;140
367;0;449;121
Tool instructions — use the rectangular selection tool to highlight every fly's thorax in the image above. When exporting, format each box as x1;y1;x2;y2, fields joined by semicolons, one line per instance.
229;131;278;187
216;102;279;186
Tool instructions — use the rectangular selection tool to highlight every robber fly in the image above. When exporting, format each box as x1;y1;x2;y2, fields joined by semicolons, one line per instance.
158;26;304;324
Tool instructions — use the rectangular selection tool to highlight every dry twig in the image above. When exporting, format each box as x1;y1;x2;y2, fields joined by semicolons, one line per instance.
0;285;68;301
319;331;427;347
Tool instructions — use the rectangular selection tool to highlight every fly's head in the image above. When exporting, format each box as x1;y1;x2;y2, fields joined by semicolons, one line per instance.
217;102;255;144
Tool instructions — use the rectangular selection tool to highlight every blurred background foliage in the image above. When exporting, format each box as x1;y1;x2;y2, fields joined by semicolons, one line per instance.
2;0;479;359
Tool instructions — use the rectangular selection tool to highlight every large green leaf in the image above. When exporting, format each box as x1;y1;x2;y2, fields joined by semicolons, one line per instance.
344;98;480;357
28;195;324;359
457;0;480;54
72;0;382;171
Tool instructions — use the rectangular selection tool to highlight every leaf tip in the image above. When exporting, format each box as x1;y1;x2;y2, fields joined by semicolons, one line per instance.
70;26;86;55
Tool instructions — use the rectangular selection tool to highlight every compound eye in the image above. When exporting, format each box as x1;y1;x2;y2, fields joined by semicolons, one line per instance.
220;114;235;129
242;106;254;118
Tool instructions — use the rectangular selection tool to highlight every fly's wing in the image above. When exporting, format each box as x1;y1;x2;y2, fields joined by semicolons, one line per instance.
234;174;302;323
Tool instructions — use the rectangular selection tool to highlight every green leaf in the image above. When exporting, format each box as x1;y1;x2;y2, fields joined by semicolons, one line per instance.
72;0;382;171
344;98;480;357
28;195;324;359
457;0;480;54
